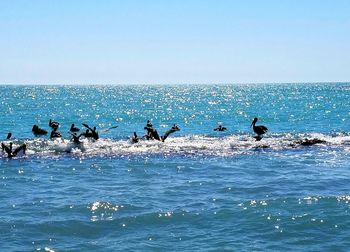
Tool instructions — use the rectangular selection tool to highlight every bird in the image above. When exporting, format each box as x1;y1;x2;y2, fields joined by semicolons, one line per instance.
251;117;268;140
32;125;48;135
49;119;60;130
6;132;12;139
70;123;80;132
214;125;227;131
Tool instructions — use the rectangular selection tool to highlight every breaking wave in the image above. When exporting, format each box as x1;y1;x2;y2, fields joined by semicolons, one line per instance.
2;132;350;159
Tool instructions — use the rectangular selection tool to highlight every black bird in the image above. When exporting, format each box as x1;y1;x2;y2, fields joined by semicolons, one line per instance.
50;129;62;139
214;125;227;131
131;132;139;144
70;123;80;132
161;124;180;142
6;132;12;139
1;142;26;158
32;125;48;135
251;117;268;139
49;119;60;130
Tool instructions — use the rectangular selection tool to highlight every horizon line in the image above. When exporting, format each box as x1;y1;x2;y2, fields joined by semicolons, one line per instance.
0;81;349;86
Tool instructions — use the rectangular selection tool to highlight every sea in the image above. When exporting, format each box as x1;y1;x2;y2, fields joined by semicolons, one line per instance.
1;83;350;251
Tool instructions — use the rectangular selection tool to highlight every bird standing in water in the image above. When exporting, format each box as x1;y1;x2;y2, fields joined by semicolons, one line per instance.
251;117;268;141
49;119;60;130
70;124;80;132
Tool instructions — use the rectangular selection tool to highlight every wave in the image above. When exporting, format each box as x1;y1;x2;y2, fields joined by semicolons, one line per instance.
1;132;350;158
20;195;350;224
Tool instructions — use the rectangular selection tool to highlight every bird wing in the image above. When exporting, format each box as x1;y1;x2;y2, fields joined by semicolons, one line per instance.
261;126;268;132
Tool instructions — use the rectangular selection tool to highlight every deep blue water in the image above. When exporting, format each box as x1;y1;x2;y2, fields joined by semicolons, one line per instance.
1;84;350;251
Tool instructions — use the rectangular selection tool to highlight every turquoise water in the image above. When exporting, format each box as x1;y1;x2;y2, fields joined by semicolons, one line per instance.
1;84;350;251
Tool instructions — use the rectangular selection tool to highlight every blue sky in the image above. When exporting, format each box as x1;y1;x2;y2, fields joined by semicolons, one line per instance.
0;0;349;84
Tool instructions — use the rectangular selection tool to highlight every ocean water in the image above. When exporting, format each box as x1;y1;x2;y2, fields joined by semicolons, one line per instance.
1;83;350;251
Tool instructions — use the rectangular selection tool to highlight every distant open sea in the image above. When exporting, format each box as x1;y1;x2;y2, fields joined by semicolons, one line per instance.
1;83;350;251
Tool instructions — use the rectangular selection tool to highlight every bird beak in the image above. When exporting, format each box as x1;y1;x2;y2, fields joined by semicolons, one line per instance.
250;122;253;127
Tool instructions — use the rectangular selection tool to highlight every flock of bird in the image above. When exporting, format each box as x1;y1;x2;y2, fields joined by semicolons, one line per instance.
1;117;271;158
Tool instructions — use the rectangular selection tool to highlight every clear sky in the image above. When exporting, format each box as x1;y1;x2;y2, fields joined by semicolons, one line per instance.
0;0;349;84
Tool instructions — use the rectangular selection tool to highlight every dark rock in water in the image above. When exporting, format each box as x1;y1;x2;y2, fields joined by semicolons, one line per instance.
253;135;263;141
253;144;270;149
296;138;326;146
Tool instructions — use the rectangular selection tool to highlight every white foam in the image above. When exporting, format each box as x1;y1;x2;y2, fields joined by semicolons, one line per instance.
1;132;350;158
